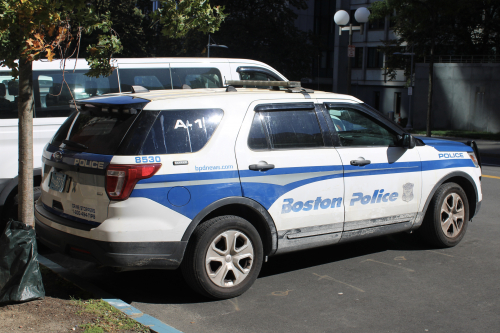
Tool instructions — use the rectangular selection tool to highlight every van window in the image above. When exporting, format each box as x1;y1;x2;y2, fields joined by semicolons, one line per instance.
118;68;172;92
34;70;119;118
0;72;18;119
141;109;224;154
239;71;282;89
171;68;222;89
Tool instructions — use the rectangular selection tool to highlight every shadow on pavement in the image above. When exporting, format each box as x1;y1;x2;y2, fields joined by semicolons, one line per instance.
40;232;435;305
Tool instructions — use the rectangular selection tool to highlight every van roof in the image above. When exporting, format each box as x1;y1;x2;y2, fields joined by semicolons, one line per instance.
30;58;281;70
76;88;363;107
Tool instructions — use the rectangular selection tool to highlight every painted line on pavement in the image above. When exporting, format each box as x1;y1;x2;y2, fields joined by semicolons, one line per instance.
38;255;183;333
483;175;500;180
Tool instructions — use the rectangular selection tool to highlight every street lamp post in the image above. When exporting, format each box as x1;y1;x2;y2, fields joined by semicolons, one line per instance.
334;7;370;95
207;34;228;58
394;46;415;129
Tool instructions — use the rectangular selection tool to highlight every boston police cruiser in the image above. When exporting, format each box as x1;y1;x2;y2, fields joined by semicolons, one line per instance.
35;81;482;299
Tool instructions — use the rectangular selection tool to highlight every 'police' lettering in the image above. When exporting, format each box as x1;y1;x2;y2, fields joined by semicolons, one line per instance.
350;189;399;206
439;152;464;159
73;159;104;169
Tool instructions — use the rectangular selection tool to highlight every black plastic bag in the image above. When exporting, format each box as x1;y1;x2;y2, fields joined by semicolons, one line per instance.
0;220;45;304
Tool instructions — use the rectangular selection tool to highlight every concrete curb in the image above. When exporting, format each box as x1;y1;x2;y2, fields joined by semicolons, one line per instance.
38;255;183;333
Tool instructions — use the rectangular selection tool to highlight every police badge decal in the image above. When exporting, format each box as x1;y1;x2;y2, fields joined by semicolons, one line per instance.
402;183;414;202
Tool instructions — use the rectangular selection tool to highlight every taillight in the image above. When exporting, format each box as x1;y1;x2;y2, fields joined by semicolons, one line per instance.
106;164;161;201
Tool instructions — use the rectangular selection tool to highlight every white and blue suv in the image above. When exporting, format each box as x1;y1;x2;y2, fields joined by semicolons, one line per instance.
35;81;482;299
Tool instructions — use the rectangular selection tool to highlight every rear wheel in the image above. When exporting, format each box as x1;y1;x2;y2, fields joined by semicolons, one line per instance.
181;215;263;299
419;182;469;248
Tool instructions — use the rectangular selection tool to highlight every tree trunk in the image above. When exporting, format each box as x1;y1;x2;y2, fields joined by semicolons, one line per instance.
17;59;34;226
426;44;434;137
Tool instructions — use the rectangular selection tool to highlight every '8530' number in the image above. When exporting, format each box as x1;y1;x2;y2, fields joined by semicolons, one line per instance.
135;156;161;163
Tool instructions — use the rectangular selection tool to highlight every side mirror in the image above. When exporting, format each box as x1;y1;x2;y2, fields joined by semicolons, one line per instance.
402;133;416;149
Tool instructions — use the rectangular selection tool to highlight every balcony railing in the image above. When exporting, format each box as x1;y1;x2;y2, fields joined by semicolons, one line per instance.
423;55;500;64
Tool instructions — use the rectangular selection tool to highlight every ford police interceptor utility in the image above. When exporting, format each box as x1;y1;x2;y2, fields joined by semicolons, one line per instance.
35;81;482;299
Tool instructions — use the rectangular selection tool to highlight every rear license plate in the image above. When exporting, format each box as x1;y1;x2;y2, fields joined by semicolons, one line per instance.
49;171;67;192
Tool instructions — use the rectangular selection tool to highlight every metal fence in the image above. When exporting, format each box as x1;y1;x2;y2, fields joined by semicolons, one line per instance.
423;55;500;64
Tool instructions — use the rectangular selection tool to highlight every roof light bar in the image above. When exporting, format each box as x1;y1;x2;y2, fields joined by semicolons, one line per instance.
225;80;301;88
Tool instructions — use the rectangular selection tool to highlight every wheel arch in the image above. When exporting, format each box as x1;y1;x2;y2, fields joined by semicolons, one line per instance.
181;197;278;256
0;169;42;206
0;169;42;223
421;171;479;220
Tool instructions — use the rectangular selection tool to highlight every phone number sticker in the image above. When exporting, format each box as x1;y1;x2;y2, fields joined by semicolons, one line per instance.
72;204;96;220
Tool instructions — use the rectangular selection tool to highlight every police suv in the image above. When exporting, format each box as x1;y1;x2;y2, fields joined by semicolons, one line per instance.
35;81;482;299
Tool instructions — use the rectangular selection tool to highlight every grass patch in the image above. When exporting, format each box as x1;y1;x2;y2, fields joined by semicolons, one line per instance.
72;298;151;333
40;264;150;332
411;130;500;141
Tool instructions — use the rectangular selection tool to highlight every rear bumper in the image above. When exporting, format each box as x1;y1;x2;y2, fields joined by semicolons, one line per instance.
35;203;186;269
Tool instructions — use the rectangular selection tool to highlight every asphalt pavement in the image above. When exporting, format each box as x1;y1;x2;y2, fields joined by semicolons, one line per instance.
40;162;500;333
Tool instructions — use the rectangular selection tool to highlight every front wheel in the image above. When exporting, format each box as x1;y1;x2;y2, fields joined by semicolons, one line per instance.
419;182;469;248
181;215;263;299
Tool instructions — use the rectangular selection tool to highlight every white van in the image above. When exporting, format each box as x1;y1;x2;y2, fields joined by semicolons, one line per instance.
0;58;287;222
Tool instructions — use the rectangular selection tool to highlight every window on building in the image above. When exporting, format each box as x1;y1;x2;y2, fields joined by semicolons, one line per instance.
394;92;401;116
352;47;364;68
389;12;396;28
367;47;384;68
373;91;381;111
349;10;360;25
369;17;385;30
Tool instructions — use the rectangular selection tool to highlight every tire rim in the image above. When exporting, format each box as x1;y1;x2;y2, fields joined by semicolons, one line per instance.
205;230;254;288
440;193;465;238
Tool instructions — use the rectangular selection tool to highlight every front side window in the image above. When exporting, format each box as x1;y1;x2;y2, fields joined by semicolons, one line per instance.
248;110;324;150
239;71;282;89
327;108;398;147
141;109;224;154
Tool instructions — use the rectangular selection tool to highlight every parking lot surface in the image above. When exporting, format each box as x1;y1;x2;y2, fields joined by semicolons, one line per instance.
41;164;500;333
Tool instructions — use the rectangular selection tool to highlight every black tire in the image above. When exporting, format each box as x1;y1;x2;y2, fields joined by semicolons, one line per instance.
419;182;469;248
181;215;263;299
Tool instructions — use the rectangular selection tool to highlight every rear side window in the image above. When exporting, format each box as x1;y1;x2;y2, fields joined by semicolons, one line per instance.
50;109;139;155
248;110;324;149
141;109;224;154
118;68;172;92
170;68;222;89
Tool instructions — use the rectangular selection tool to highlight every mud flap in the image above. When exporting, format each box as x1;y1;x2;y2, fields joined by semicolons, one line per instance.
0;220;45;304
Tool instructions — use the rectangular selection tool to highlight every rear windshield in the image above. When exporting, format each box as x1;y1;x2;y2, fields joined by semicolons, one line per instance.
51;110;139;155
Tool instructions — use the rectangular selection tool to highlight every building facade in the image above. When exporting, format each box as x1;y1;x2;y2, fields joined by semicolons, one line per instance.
296;0;411;124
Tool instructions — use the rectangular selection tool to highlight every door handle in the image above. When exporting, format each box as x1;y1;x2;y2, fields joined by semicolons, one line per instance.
350;158;371;166
249;161;275;171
